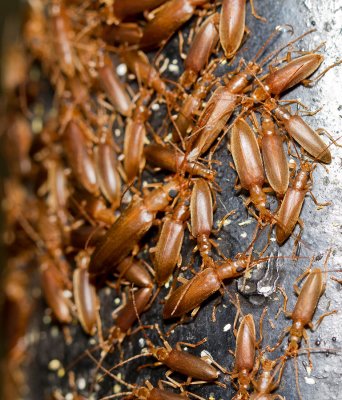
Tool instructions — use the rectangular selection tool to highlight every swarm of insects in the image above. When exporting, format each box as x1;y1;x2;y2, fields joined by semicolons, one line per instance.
1;0;341;399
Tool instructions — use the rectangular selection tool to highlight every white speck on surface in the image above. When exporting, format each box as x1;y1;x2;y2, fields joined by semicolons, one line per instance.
238;219;253;226
77;377;86;390
43;315;51;324
65;394;73;400
240;231;247;238
114;297;121;305
165;133;172;142
104;288;111;296
115;128;121;137
50;326;59;337
118;154;125;161
116;63;127;76
258;285;272;294
114;384;121;393
304;377;316;385
172;59;178;64
201;350;212;359
139;338;145;348
48;359;61;371
223;324;231;332
63;290;72;299
169;64;179;73
151;103;160;111
223;219;231;226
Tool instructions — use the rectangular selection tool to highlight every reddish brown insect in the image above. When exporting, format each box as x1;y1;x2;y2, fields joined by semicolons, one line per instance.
190;178;216;267
251;54;331;163
275;161;318;245
73;250;98;335
124;88;152;182
163;255;251;319
41;255;72;324
97;55;132;117
144;144;216;180
116;257;153;288
250;356;286;400
89;178;181;276
270;255;336;356
112;325;220;382
94;128;122;209
258;113;289;196
230;118;272;222
231;314;256;399
62;119;99;195
49;0;75;77
121;50;168;96
151;191;190;286
139;0;210;50
173;67;216;142
112;0;169;23
179;12;219;89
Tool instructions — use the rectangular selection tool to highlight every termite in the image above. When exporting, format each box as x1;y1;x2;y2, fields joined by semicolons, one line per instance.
89;178;181;277
230;118;272;222
151;191;190;286
231;314;256;399
73;250;98;335
140;0;210;50
123;88;152;182
97;54;132;117
121;50;168;96
190;178;216;267
49;0;75;78
163;255;252;319
179;13;219;89
62;119;99;195
144;144;216;180
258;113;289;196
112;0;169;23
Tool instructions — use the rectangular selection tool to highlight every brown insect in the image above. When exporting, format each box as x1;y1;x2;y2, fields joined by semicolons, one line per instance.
89;178;181;277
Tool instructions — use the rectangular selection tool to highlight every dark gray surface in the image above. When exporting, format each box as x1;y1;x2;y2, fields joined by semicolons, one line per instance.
4;0;341;399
